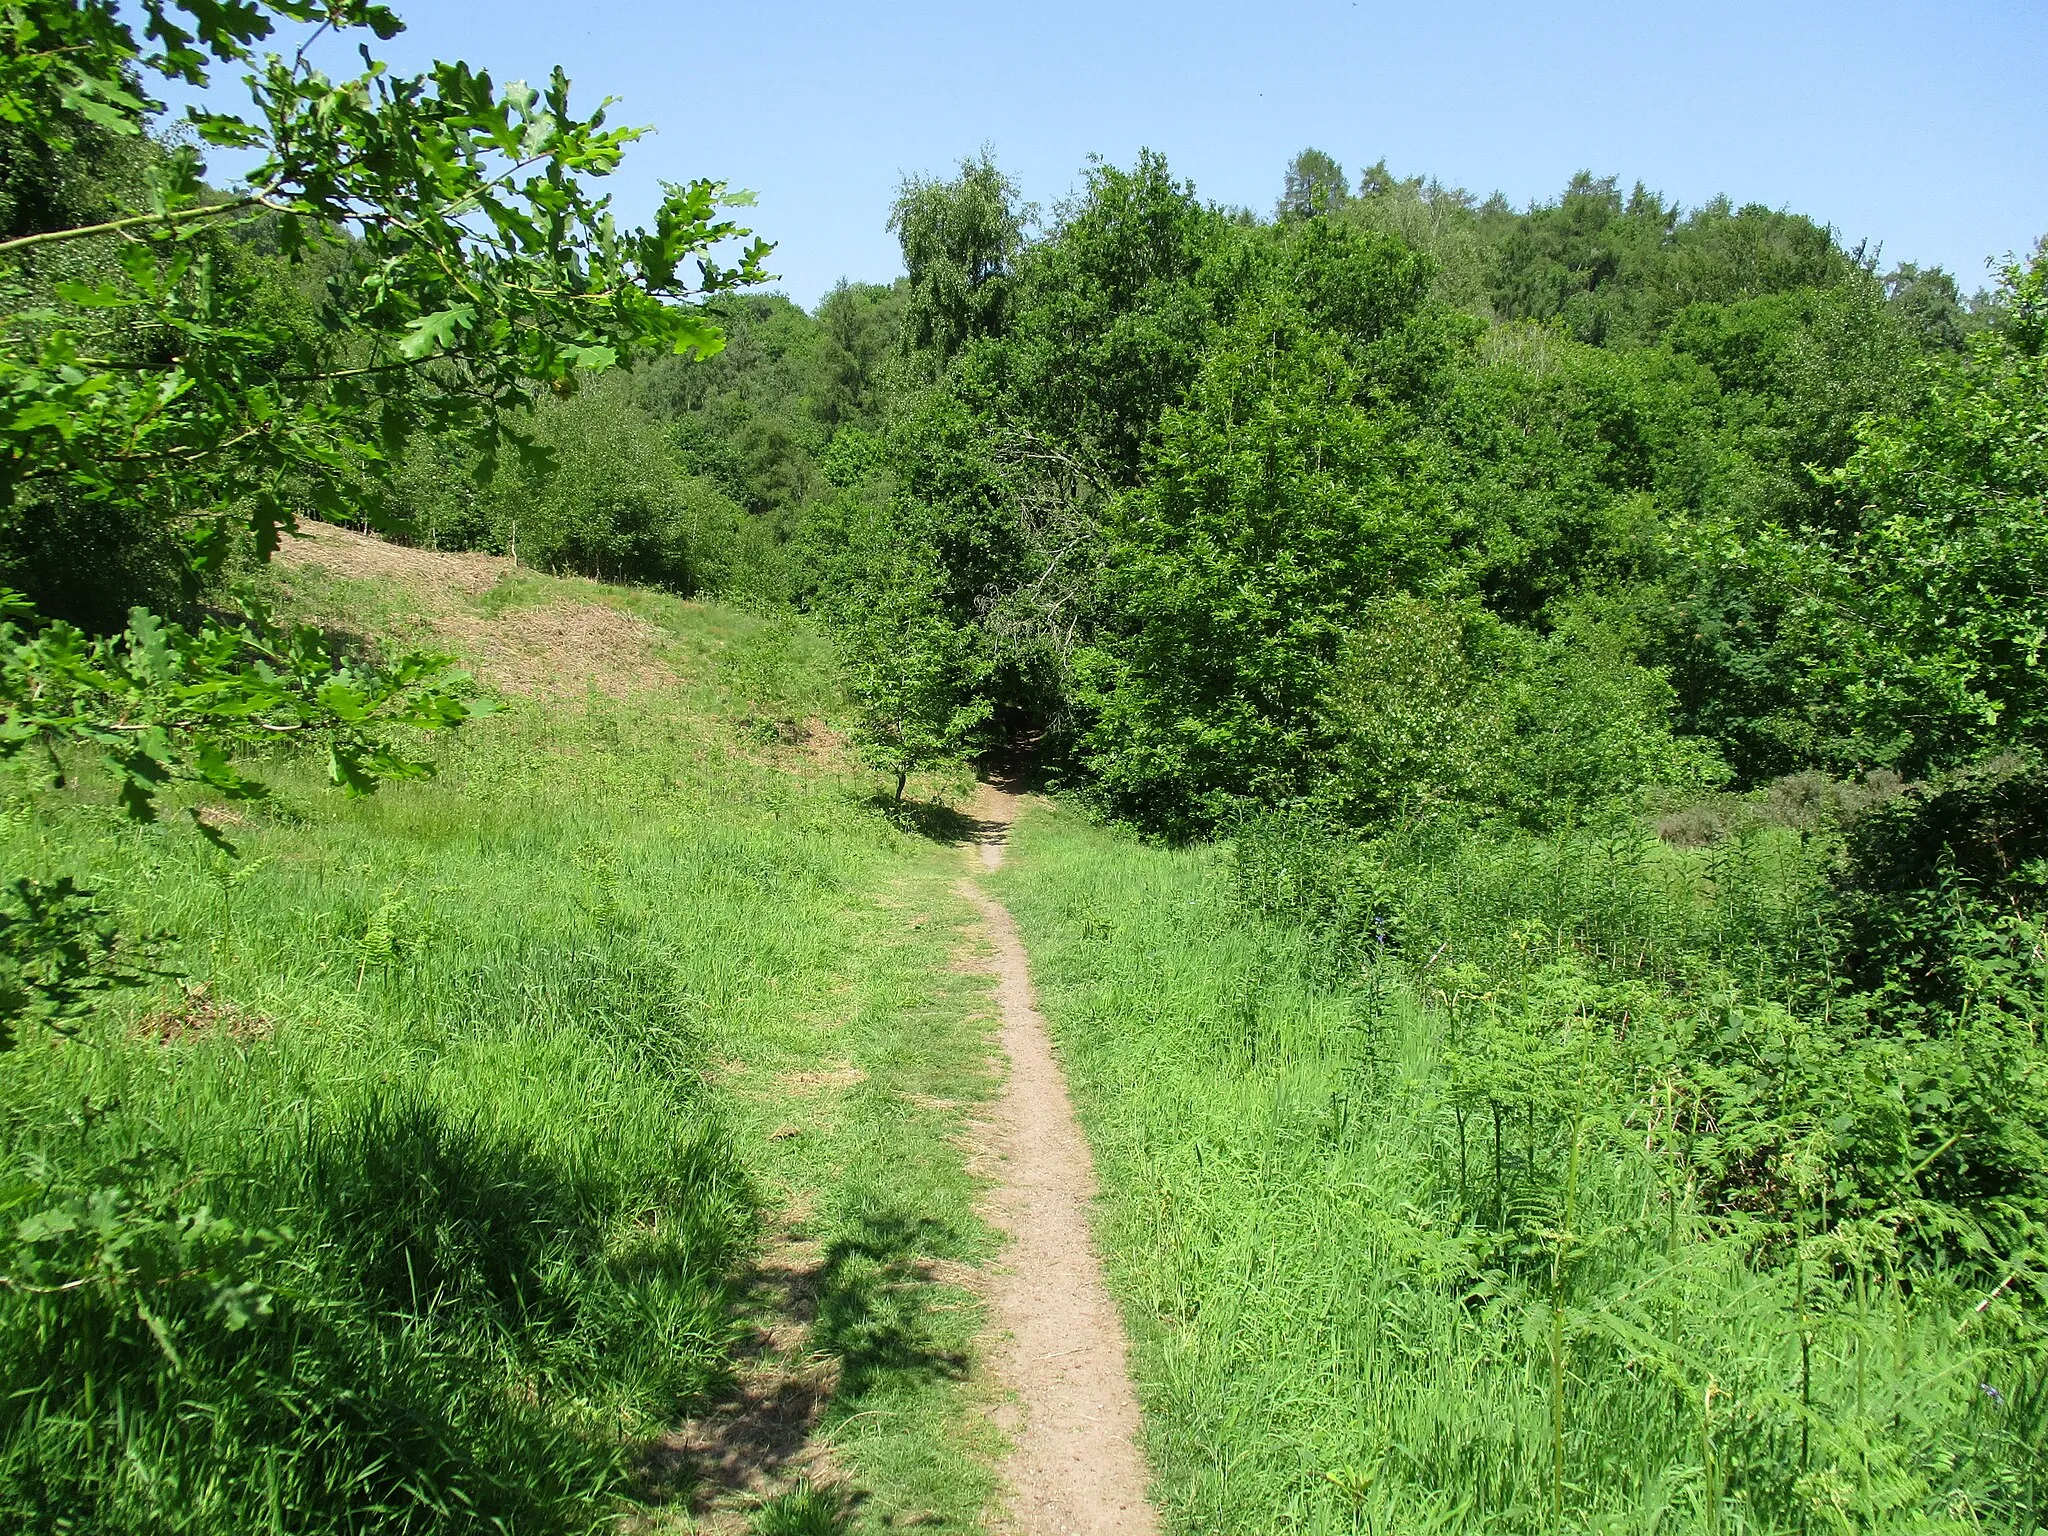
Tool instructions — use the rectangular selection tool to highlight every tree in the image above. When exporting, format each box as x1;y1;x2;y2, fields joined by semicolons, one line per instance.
1078;288;1452;832
806;278;906;430
828;550;991;802
0;0;766;823
1803;245;2048;772
479;376;751;591
890;149;1023;364
1007;149;1231;483
1278;147;1348;220
1883;261;1977;352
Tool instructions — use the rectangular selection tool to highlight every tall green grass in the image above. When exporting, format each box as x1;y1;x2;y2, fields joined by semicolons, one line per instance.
0;580;975;1532
996;802;2046;1535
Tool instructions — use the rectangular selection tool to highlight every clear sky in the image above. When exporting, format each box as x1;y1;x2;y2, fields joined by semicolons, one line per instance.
299;0;2045;310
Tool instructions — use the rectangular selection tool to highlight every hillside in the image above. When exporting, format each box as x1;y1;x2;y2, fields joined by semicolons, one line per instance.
0;537;1020;1532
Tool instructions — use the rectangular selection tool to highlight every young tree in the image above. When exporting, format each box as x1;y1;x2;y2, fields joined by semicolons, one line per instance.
827;549;990;801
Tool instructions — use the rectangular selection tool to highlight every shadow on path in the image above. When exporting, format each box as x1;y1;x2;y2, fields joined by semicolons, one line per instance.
868;743;1038;851
867;795;1003;850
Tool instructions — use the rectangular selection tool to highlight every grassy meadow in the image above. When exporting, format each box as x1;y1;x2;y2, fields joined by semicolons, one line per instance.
995;799;2045;1536
8;13;2043;1533
0;549;1000;1535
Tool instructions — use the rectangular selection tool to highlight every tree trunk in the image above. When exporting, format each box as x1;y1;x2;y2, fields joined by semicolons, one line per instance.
895;769;908;802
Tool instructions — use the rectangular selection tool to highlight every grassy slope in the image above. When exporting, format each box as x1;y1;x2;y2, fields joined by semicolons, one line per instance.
995;799;2023;1536
0;545;997;1534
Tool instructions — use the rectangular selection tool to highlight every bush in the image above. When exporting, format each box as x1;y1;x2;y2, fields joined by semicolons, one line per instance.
1829;752;2048;1053
1319;596;1727;830
379;379;792;602
486;387;708;588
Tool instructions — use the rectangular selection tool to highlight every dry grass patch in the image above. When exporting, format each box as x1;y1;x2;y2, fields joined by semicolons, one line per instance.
275;523;671;698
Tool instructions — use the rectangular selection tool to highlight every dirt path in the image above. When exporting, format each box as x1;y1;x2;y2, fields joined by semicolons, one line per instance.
962;784;1158;1536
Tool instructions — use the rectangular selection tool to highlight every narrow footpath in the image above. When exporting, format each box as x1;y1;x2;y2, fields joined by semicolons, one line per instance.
961;783;1158;1536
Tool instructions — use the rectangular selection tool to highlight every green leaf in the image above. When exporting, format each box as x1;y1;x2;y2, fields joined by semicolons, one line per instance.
398;305;478;360
315;681;368;722
15;1206;81;1243
667;315;726;359
51;281;129;309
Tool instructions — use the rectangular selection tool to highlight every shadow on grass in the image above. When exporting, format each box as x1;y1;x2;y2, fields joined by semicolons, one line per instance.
310;1095;598;1333
638;1235;839;1511
811;1204;972;1399
867;794;1005;852
3;1090;751;1532
636;1204;968;1519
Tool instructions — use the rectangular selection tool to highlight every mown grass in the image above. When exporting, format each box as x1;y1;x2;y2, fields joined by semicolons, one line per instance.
703;854;1003;1533
0;571;999;1533
995;799;2046;1536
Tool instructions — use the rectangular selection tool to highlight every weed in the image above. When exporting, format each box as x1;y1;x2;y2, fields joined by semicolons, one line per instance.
753;1481;852;1536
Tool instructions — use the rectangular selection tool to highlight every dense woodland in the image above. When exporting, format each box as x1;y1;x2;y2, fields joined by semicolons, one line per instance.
1;0;2046;1531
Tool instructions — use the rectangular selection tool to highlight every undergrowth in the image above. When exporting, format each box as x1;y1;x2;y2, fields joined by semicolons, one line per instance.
997;788;2048;1535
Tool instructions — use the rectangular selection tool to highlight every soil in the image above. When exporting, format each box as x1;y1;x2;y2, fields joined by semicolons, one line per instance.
963;783;1159;1536
273;522;673;697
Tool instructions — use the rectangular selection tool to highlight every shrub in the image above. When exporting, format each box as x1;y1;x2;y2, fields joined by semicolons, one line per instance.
1832;753;2048;1017
1319;596;1727;831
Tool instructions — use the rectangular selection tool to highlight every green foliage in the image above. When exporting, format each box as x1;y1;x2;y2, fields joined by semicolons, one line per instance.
1229;808;1401;984
0;0;768;849
1277;147;1349;220
390;281;913;603
890;150;1024;365
827;146;1983;826
0;593;484;818
0;481;191;634
824;545;991;800
0;875;154;1048
1803;250;2048;772
1319;596;1726;829
1001;797;2048;1535
633;293;833;514
1004;150;1233;483
1485;174;1856;348
484;379;769;595
1340;159;1514;314
1884;262;1983;352
752;1482;851;1536
1077;264;1455;830
0;16;821;1518
2;1083;746;1532
1319;597;1506;820
0;0;766;558
1832;753;2048;1022
807;279;909;432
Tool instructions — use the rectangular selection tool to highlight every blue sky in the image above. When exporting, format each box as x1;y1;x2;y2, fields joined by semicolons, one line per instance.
284;0;2044;309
